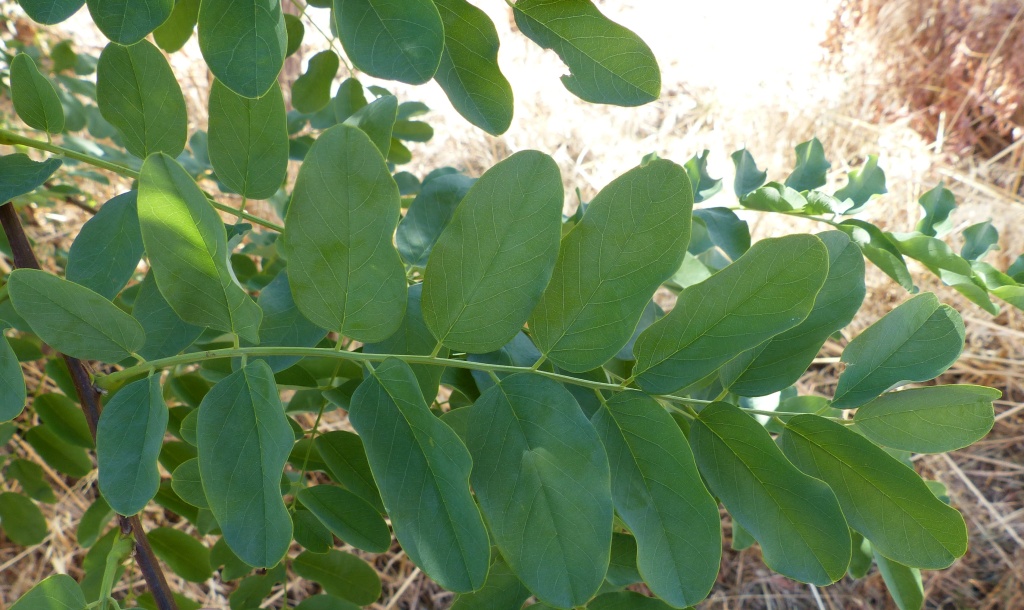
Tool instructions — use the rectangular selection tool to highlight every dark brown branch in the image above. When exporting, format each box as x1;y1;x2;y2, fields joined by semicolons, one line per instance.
0;202;178;610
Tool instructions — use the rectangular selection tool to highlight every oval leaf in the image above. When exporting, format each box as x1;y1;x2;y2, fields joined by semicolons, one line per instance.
9;574;85;610
247;271;327;373
198;0;286;98
282;124;406;342
364;283;445;402
0;154;63;202
9;268;144;363
512;0;660;106
97;376;167;515
396;171;475;267
0;491;47;546
314;430;383;513
422;150;562;353
198;360;292;568
18;0;86;24
138;153;263;343
467;373;612;607
86;0;172;44
334;0;444;84
208;79;288;200
450;555;530;610
342;94;398;156
292;50;339;113
0;335;27;422
633;235;829;394
66;192;144;300
591;391;721;606
25;425;92;478
722;230;866;396
854;385;999;453
296;485;391;553
97;40;187;158
690;402;851;585
292;550;381;605
132;271;206;360
147;526;213;583
153;0;200;53
11;53;65;134
348;358;490;592
832;292;965;410
530;159;693;372
779;415;968;569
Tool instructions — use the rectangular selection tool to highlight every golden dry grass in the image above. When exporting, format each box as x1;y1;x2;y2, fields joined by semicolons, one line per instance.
1;0;1023;608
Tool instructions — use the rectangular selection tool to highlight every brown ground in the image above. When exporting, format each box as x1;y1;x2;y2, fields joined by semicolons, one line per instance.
1;0;1023;608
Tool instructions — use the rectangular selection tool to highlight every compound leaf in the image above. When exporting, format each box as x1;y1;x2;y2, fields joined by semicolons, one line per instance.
247;271;327;373
11;53;65;134
364;283;445;402
467;373;612;608
348;358;489;592
784;137;830;191
208;79;288;200
132;271;205;360
874;550;924;610
730;148;767;197
780;415;967;569
853;385;999;453
296;485;391;553
530;159;693;372
422;150;562;353
198;0;286;98
832;292;964;410
86;0;173;44
0;155;63;202
690;402;851;585
292;550;381;606
836;154;887;214
512;0;660;106
450;555;530;610
633;235;829;394
138;153;262;343
961;220;999;261
396;171;475;268
333;0;444;84
97;40;187;158
17;0;85;24
342;94;398;156
153;0;200;52
9;574;85;610
292;51;339;113
0;491;47;546
916;183;956;237
314;430;383;512
9;268;144;363
198;360;292;568
97;376;167;515
148;527;212;583
591;391;721;607
66;192;143;300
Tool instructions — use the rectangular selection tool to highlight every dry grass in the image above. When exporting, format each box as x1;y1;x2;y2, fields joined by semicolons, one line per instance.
1;0;1023;608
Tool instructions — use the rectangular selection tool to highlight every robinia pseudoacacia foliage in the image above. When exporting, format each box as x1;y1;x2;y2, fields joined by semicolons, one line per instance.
0;1;1019;609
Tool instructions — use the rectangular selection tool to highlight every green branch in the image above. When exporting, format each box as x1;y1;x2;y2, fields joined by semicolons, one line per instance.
94;346;712;407
0;128;284;232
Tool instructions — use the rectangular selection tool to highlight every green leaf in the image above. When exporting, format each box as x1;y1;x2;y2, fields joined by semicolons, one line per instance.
292;508;332;553
587;592;677;610
18;0;85;24
96;40;187;158
591;391;721;607
512;0;660;106
138;153;263;343
153;0;200;52
740;182;809;213
170;458;208;508
779;415;967;569
690;402;851;585
836;154;886;214
132;271;205;360
9;574;86;610
86;0;173;44
96;376;167;515
784;137;830;191
34;393;92;448
208;79;289;200
422;150;562;353
915;183;956;237
0;336;27;422
148;527;213;582
66;192;143;299
683;150;722;202
722;231;866;396
282;124;406;343
77;495;114;547
467;373;612;607
633;235;829;394
7;459;55;503
838;219;914;291
333;77;368;122
0;154;63;202
284;14;304;56
832;292;964;409
229;564;284;610
396;172;475;267
450;555;531;610
9;268;144;363
292;51;340;113
730;148;767;197
296;485;391;553
198;360;292;568
854;385;998;453
334;0;444;85
247;271;327;373
342;94;398;156
607;533;642;586
0;491;47;546
432;0;513;134
874;550;924;610
11;54;65;134
291;550;382;605
198;0;286;98
25;425;92;478
348;358;489;592
364;283;445;401
314;430;383;512
962;220;999;261
530;159;693;372
294;595;360;610
890;232;998;314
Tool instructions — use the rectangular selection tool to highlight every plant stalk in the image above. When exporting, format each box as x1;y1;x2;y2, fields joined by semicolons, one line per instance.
0;202;179;610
